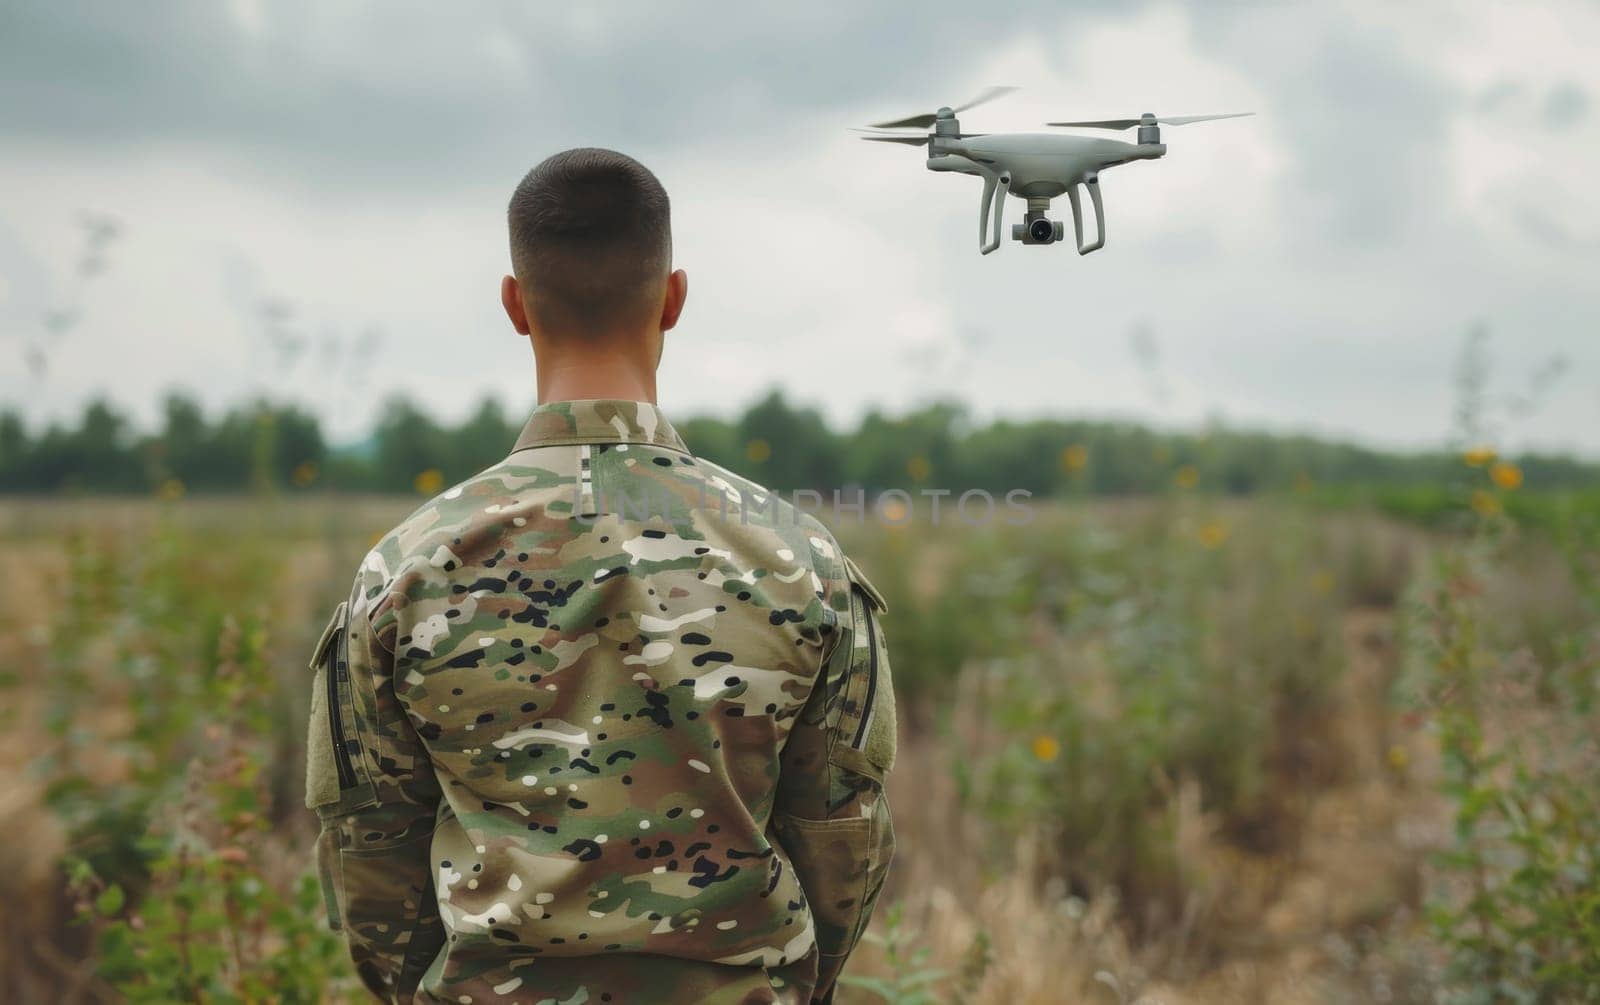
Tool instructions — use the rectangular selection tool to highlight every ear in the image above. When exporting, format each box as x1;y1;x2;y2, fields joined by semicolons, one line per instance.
501;275;531;335
660;268;688;333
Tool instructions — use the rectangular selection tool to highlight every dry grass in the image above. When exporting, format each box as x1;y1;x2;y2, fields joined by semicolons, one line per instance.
0;497;1540;1003
838;606;1445;1005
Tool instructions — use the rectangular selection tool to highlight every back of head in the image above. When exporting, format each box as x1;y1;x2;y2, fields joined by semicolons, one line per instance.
507;147;672;336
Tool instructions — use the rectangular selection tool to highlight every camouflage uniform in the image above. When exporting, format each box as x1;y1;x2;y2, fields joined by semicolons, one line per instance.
304;400;896;1004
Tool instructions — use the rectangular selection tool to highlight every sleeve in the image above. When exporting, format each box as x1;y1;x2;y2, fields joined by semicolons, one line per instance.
771;553;897;1004
304;569;445;1003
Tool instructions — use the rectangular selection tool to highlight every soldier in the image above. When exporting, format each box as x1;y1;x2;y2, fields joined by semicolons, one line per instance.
304;148;896;1004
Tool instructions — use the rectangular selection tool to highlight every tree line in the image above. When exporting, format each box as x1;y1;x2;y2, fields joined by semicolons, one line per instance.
2;391;1596;497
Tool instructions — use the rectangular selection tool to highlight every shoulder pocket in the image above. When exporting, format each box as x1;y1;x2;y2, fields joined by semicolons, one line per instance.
305;601;379;813
831;564;896;782
843;555;887;614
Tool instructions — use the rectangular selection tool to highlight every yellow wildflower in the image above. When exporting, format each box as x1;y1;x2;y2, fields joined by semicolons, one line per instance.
1197;520;1229;549
1031;736;1061;763
1489;461;1523;490
1061;444;1089;473
1470;489;1501;517
1463;445;1496;467
413;468;445;495
158;478;185;501
745;439;772;463
291;460;318;488
1386;744;1410;771
1174;465;1199;490
906;455;932;481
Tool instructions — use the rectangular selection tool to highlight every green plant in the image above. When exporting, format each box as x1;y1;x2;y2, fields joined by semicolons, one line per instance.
1401;488;1600;1002
7;513;359;998
68;616;352;1002
840;902;948;1005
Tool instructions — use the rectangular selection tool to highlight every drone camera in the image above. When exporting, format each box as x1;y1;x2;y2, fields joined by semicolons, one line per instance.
1012;216;1066;246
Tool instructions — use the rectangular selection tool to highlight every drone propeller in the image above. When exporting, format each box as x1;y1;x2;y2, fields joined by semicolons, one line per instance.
1046;111;1253;129
868;85;1017;130
852;127;990;146
859;134;931;146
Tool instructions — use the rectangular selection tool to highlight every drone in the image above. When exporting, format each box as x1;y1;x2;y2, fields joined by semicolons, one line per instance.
858;87;1252;255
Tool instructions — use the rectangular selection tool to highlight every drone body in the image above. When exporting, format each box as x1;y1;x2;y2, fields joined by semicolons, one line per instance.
859;87;1251;255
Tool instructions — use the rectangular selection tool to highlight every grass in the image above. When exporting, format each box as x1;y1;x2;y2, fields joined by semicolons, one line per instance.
0;489;1593;1003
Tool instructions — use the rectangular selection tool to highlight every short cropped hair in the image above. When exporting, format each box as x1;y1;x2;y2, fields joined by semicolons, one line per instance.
507;148;672;334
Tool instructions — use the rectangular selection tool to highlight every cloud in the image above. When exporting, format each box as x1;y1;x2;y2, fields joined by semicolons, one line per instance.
0;2;1130;188
1543;81;1589;129
1;0;1597;457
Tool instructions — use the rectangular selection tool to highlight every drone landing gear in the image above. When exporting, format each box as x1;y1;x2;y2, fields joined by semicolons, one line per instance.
926;154;1011;255
1064;176;1106;254
929;156;1107;255
976;165;1010;255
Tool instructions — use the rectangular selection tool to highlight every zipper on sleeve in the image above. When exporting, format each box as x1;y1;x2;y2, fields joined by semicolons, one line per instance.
851;604;879;750
326;620;358;790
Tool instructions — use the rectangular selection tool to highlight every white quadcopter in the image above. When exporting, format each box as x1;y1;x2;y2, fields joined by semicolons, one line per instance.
858;87;1252;255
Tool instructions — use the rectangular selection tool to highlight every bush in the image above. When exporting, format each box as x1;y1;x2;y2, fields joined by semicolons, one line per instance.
1400;496;1600;1001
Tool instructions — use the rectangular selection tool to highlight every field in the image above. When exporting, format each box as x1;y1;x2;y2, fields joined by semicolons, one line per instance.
1;489;1596;1004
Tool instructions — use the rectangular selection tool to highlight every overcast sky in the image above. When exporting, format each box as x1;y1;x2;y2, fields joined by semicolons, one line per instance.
2;1;1597;455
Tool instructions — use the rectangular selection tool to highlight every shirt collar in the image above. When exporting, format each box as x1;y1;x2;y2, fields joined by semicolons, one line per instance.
510;399;690;455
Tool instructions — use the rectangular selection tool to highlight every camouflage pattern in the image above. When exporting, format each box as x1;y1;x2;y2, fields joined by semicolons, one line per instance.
305;400;896;1004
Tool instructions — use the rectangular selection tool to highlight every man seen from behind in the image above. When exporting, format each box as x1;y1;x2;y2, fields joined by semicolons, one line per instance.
303;147;897;1005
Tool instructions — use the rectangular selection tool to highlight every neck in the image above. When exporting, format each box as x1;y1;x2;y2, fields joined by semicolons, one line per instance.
535;354;657;405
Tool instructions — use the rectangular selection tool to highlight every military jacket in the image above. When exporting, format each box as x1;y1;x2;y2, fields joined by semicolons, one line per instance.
305;400;896;1004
